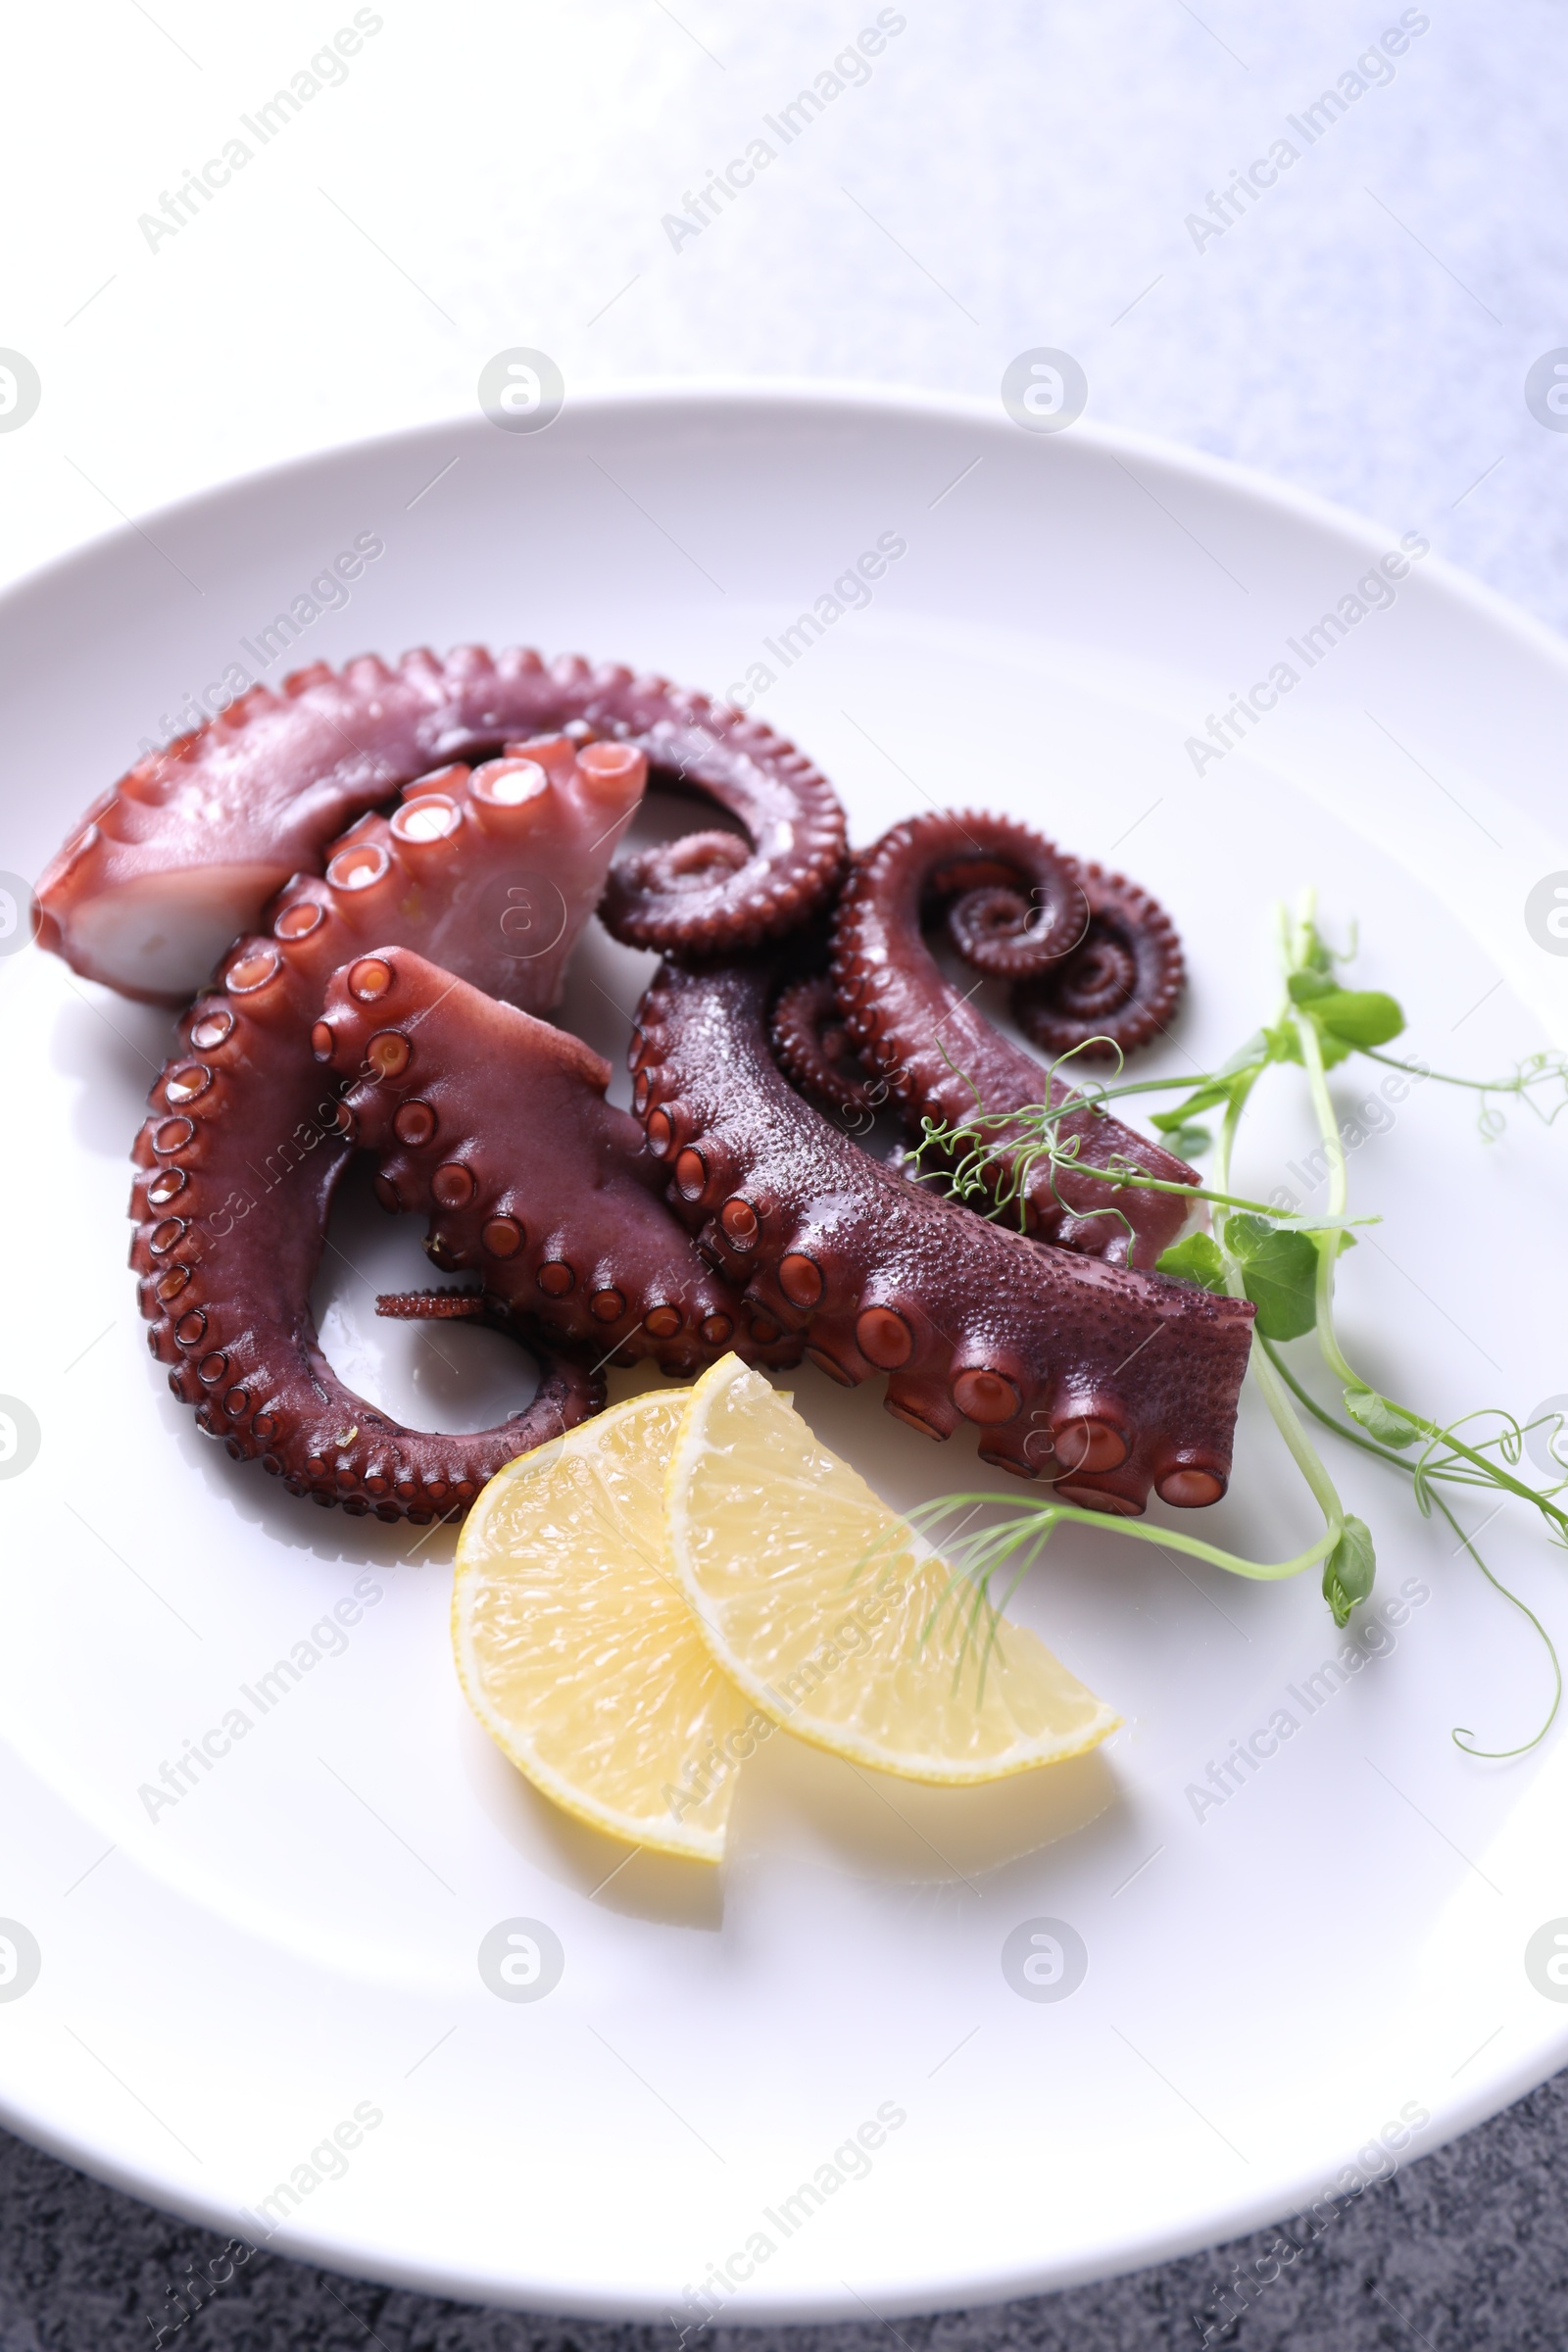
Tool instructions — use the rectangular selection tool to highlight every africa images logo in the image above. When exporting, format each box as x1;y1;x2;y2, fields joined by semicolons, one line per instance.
1525;873;1568;956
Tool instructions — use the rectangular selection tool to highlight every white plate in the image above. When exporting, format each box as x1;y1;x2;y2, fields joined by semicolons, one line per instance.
4;385;1568;2325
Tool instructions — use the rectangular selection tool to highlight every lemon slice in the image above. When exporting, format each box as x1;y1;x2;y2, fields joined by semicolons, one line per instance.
453;1389;754;1863
666;1355;1120;1785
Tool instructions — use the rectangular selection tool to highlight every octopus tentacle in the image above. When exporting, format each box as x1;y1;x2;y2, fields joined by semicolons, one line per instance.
610;828;751;915
598;734;844;957
830;811;1195;1268
313;946;801;1382
37;646;847;1002
130;744;654;1516
376;1289;488;1320
631;958;1254;1515
133;1073;600;1525
769;974;880;1121
1012;860;1185;1059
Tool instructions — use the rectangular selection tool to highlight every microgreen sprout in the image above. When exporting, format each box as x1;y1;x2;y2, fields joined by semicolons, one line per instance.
914;888;1568;1754
1359;1048;1568;1143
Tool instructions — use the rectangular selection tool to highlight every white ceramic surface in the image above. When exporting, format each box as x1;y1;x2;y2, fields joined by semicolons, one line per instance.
3;386;1568;2324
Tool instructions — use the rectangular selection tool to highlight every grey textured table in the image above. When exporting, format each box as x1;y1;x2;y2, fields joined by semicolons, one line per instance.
6;1;1568;2342
2;2071;1565;2346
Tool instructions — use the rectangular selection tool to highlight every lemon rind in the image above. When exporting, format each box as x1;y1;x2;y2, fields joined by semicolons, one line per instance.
450;1622;727;1863
453;1389;729;1865
665;1355;1122;1788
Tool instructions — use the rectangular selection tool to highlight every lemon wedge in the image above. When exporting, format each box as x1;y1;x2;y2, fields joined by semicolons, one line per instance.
665;1355;1121;1785
453;1389;753;1863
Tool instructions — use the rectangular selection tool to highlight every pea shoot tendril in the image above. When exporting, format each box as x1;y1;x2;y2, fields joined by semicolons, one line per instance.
911;889;1567;1757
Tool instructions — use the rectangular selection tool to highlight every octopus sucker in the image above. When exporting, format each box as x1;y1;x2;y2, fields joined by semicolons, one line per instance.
36;648;848;1003
829;810;1196;1268
122;742;662;1513
631;956;1254;1515
42;623;1256;1529
313;946;802;1382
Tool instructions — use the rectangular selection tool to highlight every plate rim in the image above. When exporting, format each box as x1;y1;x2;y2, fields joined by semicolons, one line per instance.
2;2027;1564;2327
6;372;1568;691
6;376;1567;2322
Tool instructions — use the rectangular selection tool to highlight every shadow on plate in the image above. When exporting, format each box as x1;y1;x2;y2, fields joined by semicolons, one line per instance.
461;1702;1120;1930
460;1720;726;1931
725;1721;1119;1884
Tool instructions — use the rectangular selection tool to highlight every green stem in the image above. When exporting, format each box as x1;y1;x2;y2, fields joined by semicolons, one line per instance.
918;887;1568;1660
910;1493;1335;1586
1362;1047;1565;1103
911;1047;1345;1597
1052;1071;1220;1106
1420;1431;1567;1531
1260;1340;1562;1757
1261;1340;1411;1469
1212;1061;1348;1547
1431;1491;1562;1757
1361;1050;1476;1092
1292;987;1352;1346
1060;1163;1356;1224
1292;1004;1568;1538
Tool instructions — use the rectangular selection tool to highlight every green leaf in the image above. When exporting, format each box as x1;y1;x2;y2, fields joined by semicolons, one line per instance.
1304;989;1406;1050
1151;1081;1234;1131
1298;922;1338;978
1287;970;1339;1004
1261;1019;1302;1065
1155;1232;1228;1293
1151;1051;1272;1140
1322;1515;1376;1625
1217;1031;1273;1077
1161;1123;1212;1160
1344;1387;1423;1448
1223;1214;1320;1340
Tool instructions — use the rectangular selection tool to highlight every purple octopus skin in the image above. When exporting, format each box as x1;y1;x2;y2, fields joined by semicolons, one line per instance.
1012;859;1185;1061
129;737;679;1519
631;957;1256;1515
313;947;804;1381
828;811;1196;1268
37;647;848;1003
771;972;881;1121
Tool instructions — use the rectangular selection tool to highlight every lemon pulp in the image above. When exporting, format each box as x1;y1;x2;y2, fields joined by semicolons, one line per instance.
453;1389;752;1862
665;1355;1120;1785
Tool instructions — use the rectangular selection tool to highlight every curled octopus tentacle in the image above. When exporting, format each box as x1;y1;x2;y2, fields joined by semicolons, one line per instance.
769;974;880;1122
829;810;1195;1269
134;1033;602;1524
630;957;1254;1515
129;739;771;1518
36;645;848;1003
1011;861;1185;1060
